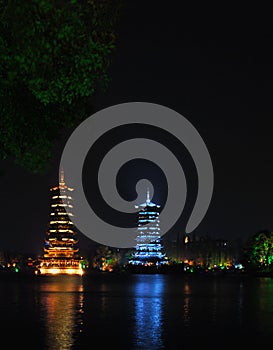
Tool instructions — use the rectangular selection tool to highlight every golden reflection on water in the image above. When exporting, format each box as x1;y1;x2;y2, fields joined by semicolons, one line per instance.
183;282;190;327
38;276;84;350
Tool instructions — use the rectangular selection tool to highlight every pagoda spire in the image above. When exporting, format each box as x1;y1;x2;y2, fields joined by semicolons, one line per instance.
60;168;65;186
146;188;150;204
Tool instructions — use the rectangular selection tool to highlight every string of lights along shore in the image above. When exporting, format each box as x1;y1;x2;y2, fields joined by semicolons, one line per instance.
37;170;84;276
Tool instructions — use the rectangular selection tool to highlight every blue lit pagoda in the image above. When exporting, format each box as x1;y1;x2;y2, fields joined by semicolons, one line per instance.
128;189;167;266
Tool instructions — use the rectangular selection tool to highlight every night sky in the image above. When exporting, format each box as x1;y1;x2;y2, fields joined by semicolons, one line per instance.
0;1;272;255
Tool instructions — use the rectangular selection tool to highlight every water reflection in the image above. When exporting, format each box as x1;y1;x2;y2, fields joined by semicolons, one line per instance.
37;276;84;350
182;282;191;328
256;278;273;334
1;273;273;347
133;275;165;350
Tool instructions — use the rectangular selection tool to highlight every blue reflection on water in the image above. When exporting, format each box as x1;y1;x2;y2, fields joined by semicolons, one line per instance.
132;274;165;350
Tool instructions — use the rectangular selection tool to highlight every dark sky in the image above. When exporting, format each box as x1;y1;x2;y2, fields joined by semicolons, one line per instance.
0;1;272;254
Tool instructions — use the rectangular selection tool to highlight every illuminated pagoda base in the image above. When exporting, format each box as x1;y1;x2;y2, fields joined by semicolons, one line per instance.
37;170;84;276
38;259;84;276
128;189;168;270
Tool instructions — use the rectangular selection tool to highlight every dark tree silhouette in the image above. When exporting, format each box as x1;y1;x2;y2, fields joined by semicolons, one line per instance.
0;0;123;173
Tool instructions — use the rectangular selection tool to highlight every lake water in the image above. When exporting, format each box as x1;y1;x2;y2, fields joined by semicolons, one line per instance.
1;273;273;349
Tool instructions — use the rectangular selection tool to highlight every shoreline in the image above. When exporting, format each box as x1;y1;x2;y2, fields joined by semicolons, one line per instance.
0;268;272;281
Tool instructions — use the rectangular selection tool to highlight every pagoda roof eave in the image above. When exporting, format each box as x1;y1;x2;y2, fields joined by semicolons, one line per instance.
135;202;160;208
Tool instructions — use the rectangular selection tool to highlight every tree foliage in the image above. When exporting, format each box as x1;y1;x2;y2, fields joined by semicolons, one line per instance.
92;244;119;271
245;230;273;271
0;0;123;173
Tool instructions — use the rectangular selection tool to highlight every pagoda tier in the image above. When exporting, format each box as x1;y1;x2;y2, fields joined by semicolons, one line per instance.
37;170;84;276
128;189;167;266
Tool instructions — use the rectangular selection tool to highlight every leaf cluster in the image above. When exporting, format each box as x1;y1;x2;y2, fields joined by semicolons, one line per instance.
0;0;123;173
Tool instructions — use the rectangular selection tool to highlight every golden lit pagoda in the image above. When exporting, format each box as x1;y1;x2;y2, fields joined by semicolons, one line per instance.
37;170;84;276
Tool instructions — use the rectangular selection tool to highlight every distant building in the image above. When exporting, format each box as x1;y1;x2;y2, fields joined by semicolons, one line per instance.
128;189;167;266
162;230;185;262
36;170;84;275
164;232;244;267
